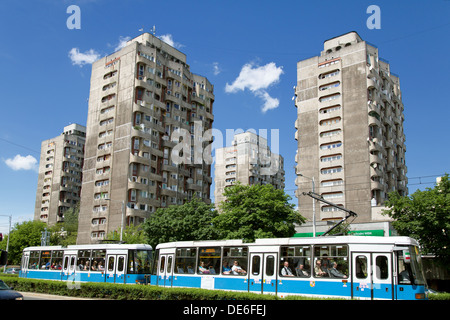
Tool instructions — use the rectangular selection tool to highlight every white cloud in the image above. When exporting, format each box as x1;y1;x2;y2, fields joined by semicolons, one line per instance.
213;62;221;76
256;91;280;113
158;34;184;49
4;154;38;171
114;36;131;51
225;62;283;113
225;62;283;93
68;48;100;67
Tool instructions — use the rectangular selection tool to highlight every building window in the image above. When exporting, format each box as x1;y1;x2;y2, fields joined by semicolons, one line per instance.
320;154;342;162
319;70;340;79
320;117;341;126
320;179;344;187
319;81;340;91
319;105;341;114
320;129;341;138
322;192;343;200
320;142;342;150
321;166;342;175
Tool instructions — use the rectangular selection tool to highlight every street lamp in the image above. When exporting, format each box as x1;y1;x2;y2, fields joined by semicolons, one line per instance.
104;199;125;242
297;173;316;237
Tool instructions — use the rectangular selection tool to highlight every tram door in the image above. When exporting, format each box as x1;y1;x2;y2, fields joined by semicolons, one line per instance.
158;254;174;287
62;253;77;281
352;252;393;300
249;253;278;294
105;254;127;284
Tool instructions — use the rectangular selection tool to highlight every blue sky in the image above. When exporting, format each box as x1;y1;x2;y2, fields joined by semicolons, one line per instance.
0;0;449;235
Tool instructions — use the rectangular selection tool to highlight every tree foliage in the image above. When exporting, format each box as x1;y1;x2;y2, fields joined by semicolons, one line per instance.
48;205;79;246
214;183;305;242
383;174;450;265
0;220;47;264
142;197;220;249
106;224;147;244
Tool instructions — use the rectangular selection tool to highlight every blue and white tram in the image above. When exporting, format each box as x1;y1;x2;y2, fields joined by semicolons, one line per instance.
154;236;428;300
20;243;153;285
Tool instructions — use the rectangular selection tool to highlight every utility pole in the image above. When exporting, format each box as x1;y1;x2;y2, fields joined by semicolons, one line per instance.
1;214;12;272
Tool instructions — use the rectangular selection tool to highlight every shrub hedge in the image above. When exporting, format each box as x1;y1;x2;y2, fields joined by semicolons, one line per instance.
1;274;448;300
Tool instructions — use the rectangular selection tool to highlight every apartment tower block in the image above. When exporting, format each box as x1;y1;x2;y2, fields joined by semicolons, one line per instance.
34;124;86;225
214;132;285;205
294;32;407;223
77;33;214;244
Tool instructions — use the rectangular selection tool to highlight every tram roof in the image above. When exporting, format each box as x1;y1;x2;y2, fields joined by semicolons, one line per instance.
155;236;419;249
23;243;152;251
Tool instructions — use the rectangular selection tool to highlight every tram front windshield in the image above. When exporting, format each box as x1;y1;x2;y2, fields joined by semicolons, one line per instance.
397;246;426;285
128;250;153;274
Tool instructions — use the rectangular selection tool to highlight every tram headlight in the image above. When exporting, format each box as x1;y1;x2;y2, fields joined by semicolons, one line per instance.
415;293;425;300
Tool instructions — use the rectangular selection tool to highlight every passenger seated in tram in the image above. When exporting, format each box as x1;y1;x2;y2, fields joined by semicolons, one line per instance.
198;261;210;274
91;261;98;271
231;260;247;275
222;261;231;274
281;261;294;277
329;262;347;279
295;264;309;277
98;261;105;271
314;260;327;277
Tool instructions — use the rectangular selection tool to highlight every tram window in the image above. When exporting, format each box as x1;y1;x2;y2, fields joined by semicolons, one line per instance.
91;249;106;272
108;256;115;272
167;256;173;273
355;256;368;279
223;247;248;276
128;250;153;274
118;256;125;272
160;256;166;273
376;256;388;280
63;256;69;271
40;251;52;269
175;247;197;274
252;256;261;275
51;250;63;270
77;250;91;271
280;246;311;278
313;245;348;278
28;251;40;269
197;247;221;275
266;255;275;277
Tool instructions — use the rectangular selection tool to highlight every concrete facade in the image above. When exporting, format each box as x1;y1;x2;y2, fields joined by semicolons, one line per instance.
214;132;285;206
294;32;407;223
77;33;214;244
34;124;86;225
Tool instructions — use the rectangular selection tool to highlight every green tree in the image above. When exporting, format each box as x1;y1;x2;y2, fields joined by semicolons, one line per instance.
383;174;450;265
142;197;220;249
214;183;305;242
0;220;47;264
49;205;79;246
106;224;147;244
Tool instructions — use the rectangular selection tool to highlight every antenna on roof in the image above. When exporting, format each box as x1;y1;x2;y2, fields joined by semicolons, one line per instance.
151;25;156;36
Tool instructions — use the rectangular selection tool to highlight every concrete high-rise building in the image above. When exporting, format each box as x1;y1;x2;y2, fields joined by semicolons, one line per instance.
34;123;86;225
214;132;285;205
294;32;407;224
77;33;214;244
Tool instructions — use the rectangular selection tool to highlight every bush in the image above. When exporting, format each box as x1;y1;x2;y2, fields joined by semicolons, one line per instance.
2;275;447;300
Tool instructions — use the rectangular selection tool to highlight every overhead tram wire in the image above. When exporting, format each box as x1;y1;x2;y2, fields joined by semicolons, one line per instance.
0;137;40;155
